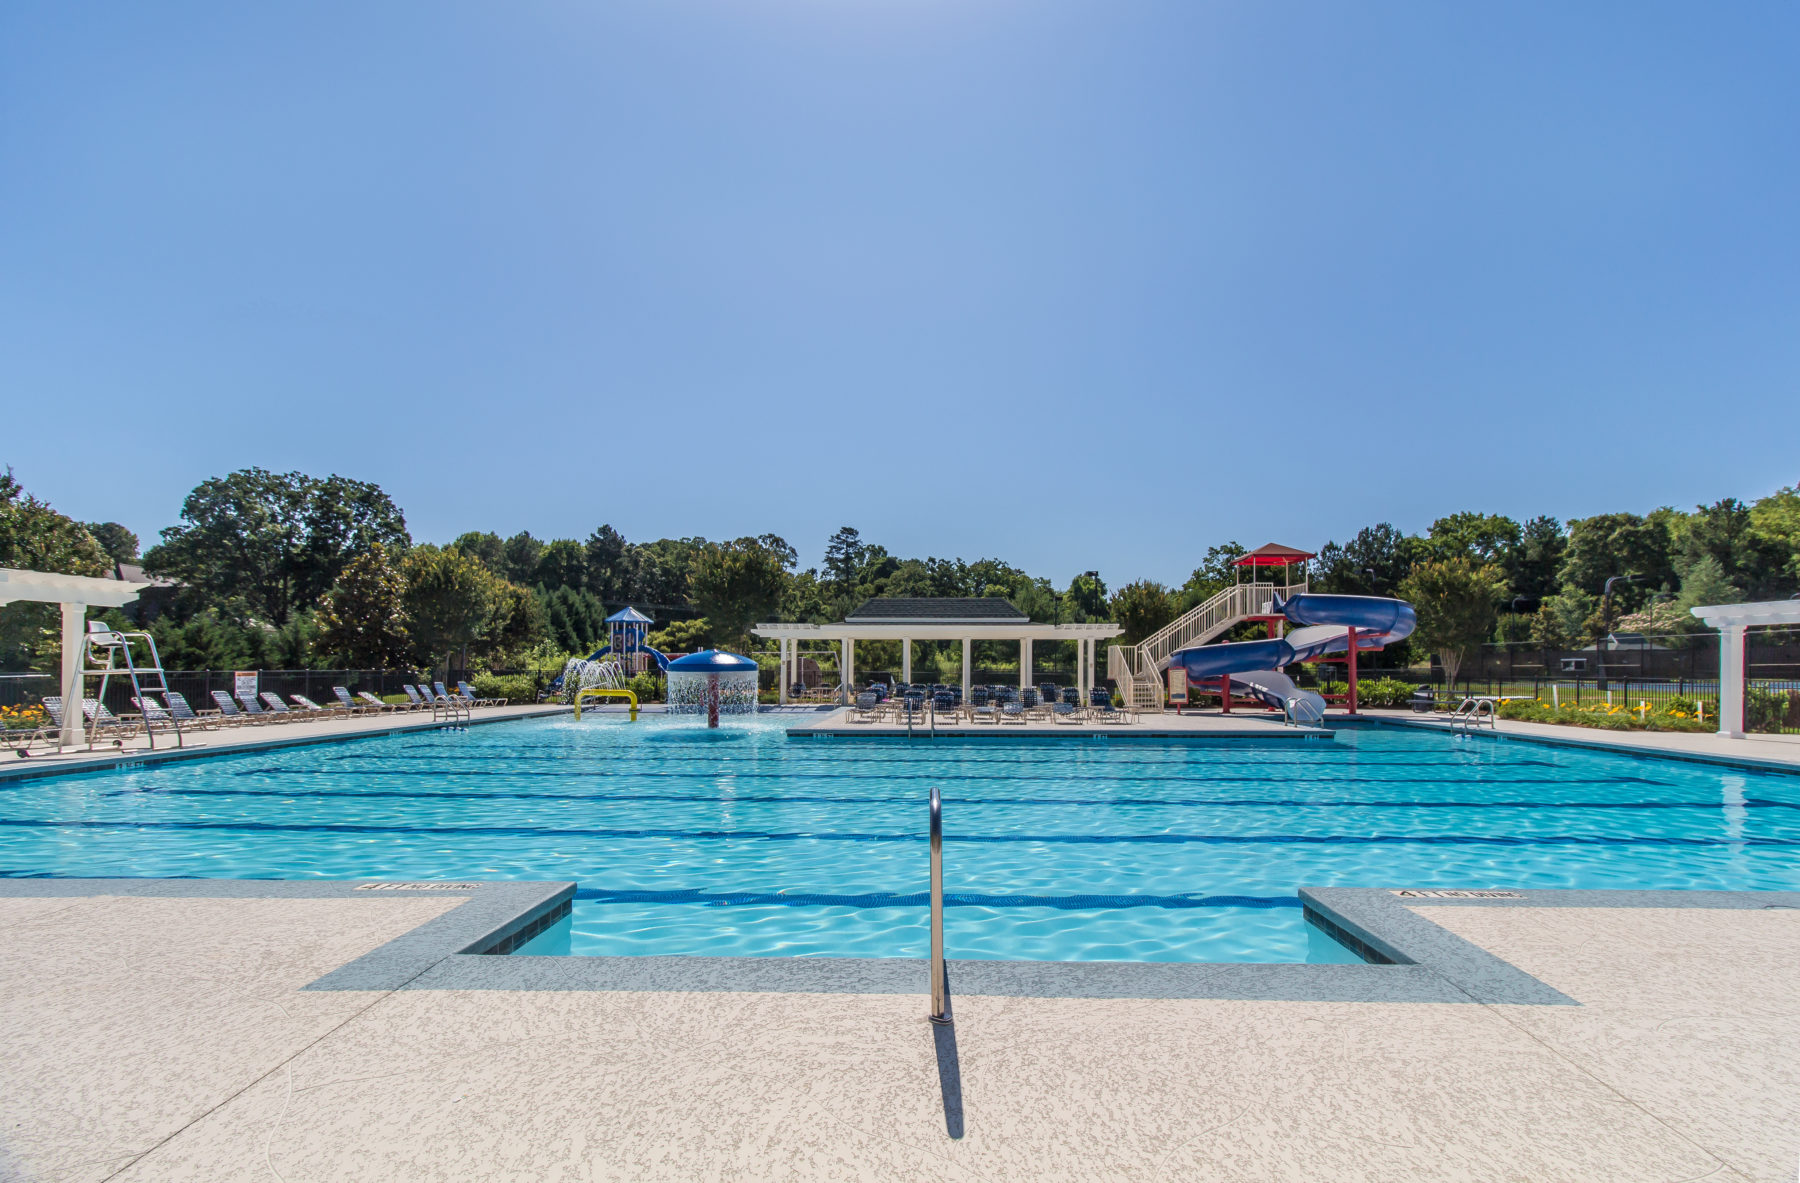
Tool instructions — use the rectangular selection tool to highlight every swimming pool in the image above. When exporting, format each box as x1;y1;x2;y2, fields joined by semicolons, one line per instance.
2;715;1795;962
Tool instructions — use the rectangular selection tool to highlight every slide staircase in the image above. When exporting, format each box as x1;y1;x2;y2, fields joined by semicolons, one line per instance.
1107;580;1305;713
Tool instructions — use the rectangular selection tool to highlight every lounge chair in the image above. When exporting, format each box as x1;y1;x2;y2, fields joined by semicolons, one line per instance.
999;700;1028;725
1052;696;1083;724
332;687;378;715
847;691;882;723
210;691;268;725
165;691;228;728
931;691;959;723
129;695;186;737
436;681;477;709
235;693;291;724
356;690;405;714
967;688;998;724
402;684;432;710
257;692;306;721
52;696;139;740
458;680;504;707
289;694;349;719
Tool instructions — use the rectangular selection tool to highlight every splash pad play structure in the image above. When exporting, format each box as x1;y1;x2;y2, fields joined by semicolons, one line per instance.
665;650;760;728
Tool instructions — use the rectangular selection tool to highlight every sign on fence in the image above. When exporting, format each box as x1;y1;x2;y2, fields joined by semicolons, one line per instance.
233;671;258;700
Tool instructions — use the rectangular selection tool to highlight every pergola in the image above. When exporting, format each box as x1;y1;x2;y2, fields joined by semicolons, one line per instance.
0;567;154;747
752;598;1123;705
1689;599;1800;738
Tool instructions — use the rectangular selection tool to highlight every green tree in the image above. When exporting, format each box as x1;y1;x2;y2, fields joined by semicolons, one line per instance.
583;525;629;601
1506;516;1566;601
1398;557;1507;688
84;522;140;565
145;468;408;625
1557;512;1674;612
1314;524;1426;597
502;531;545;585
452;531;507;574
402;544;501;674
822;526;868;591
1674;555;1742;611
482;580;548;663
1427;512;1522;566
688;538;789;651
148;614;250;670
316;542;412;667
1109;580;1177;646
1747;485;1800;587
1530;587;1598;649
1179;542;1247;608
540;585;606;654
1065;571;1108;620
0;469;108;576
534;539;587;591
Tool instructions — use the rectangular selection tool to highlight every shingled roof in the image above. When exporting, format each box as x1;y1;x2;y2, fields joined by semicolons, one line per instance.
844;597;1028;623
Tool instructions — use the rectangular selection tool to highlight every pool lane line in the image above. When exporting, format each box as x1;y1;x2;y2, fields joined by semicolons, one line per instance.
3;816;1797;846
88;786;1785;810
223;767;1671;786
568;888;1304;910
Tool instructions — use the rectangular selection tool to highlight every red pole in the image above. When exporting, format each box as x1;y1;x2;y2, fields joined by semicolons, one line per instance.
1345;626;1359;715
707;674;720;728
1220;674;1232;713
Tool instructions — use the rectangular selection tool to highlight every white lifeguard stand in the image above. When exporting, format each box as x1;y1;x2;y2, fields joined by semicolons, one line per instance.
0;567;153;749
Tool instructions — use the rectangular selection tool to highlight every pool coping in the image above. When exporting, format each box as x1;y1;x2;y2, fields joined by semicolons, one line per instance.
0;706;566;786
1355;713;1800;776
9;880;1793;1005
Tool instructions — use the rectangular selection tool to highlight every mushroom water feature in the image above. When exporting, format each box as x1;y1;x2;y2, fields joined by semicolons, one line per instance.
664;650;760;727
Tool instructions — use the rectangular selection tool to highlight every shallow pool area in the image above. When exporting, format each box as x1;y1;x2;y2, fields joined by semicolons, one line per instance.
3;714;1796;962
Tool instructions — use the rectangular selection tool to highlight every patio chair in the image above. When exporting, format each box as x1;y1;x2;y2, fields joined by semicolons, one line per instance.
258;692;307;720
76;697;140;739
165;691;228;728
210;691;269;725
333;687;378;715
458;680;505;707
967;687;998;724
402;685;431;710
130;695;185;736
289;694;349;719
848;691;881;723
236;693;290;723
434;681;473;708
1051;696;1083;724
999;700;1028;724
931;691;960;723
357;690;405;714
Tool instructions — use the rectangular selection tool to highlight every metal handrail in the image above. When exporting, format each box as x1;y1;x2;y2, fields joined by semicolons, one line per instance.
928;785;950;1025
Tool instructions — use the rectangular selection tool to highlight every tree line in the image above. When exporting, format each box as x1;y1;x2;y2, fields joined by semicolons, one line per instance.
3;464;1797;679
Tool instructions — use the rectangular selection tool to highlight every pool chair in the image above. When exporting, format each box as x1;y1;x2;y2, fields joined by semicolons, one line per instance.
999;698;1028;725
1052;695;1083;724
848;691;882;723
458;681;505;707
356;690;405;714
210;691;270;725
332;687;380;715
164;691;228;728
46;696;137;742
967;688;998;724
234;693;290;724
3;718;57;754
258;692;310;721
289;694;350;720
401;684;431;710
931;691;960;723
436;681;480;709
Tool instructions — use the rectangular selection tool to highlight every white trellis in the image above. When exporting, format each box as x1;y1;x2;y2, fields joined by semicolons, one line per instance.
0;567;153;748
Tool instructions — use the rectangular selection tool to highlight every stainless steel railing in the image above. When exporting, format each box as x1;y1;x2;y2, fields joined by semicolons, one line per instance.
929;785;950;1025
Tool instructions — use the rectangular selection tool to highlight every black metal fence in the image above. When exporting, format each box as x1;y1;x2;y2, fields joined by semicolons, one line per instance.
0;669;430;717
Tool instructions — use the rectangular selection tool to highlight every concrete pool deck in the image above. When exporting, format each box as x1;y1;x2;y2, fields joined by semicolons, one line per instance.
2;882;1796;1181
1360;708;1800;772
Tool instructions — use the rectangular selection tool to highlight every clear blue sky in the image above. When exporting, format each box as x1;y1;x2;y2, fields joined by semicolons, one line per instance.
4;1;1796;587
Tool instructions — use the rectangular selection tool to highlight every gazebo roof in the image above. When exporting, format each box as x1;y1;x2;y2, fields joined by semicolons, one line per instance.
1233;543;1316;567
606;606;654;624
845;597;1028;624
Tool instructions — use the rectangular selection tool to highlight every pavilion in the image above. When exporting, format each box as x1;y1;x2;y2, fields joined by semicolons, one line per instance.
0;567;154;747
1688;598;1800;738
752;598;1123;705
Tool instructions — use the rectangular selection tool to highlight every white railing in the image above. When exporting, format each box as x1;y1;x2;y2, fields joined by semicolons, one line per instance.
1109;580;1307;712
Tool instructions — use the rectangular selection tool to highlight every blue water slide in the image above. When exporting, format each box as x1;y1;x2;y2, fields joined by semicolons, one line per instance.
1167;593;1416;723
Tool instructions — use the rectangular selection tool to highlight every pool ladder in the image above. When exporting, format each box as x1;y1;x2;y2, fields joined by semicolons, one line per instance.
929;785;950;1026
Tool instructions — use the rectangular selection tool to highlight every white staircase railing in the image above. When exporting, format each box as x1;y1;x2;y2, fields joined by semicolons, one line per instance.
1107;580;1306;713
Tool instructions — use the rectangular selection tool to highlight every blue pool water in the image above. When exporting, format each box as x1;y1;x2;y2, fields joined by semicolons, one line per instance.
2;716;1796;962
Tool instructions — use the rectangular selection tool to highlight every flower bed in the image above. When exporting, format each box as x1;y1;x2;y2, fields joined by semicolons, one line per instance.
1;704;49;731
1495;696;1714;733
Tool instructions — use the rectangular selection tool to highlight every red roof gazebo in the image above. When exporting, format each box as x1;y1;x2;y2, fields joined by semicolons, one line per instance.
1231;543;1315;580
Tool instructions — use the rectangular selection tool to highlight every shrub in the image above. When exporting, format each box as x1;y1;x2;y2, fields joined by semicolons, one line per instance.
1495;698;1711;733
470;673;539;705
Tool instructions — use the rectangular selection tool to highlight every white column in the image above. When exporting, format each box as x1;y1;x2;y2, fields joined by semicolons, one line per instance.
778;638;789;705
1718;624;1746;738
961;637;973;702
845;638;856;700
59;601;84;748
1081;638;1091;702
902;638;912;684
1020;637;1033;690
